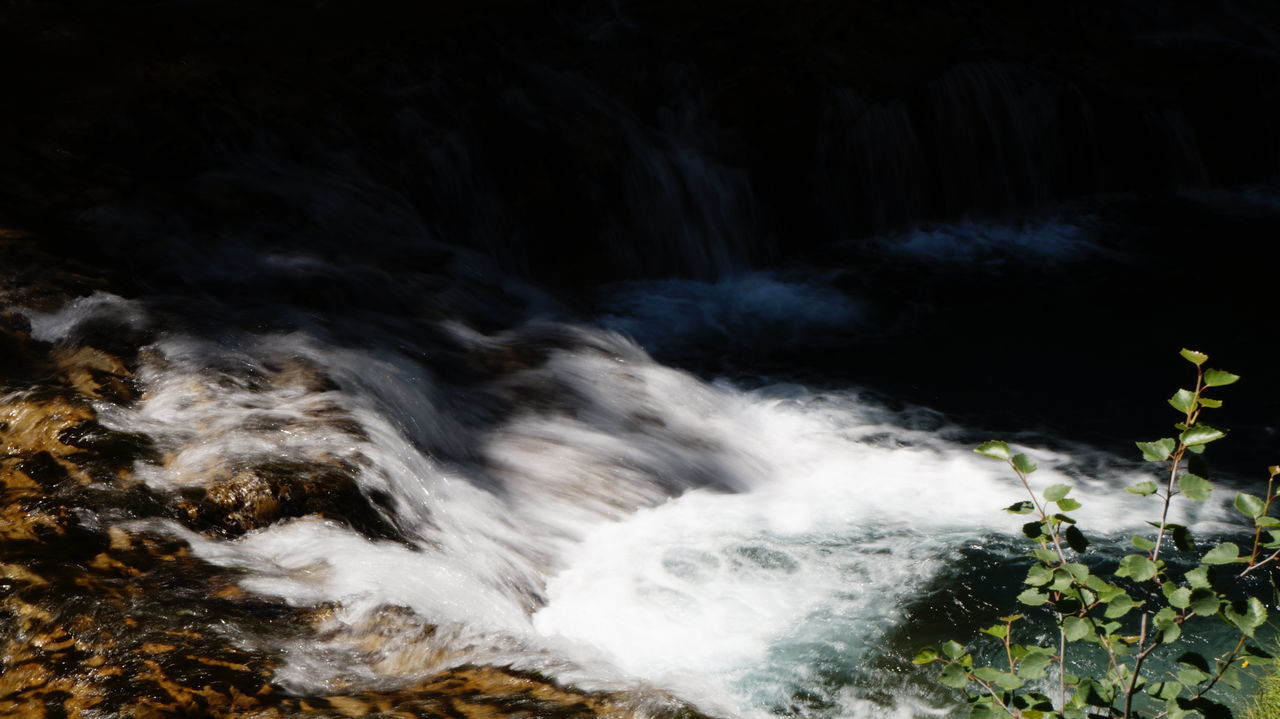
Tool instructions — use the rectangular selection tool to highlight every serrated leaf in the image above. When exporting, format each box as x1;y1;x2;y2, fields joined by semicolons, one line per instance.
1189;589;1219;616
941;640;965;659
1137;439;1176;462
1025;564;1053;586
1147;680;1183;701
973;666;1024;691
1065;525;1088;553
1168;389;1197;414
1199;397;1223;408
1127;480;1159;495
912;648;939;664
1171;524;1196;552
1184;565;1210;589
1062;616;1090;642
1226;597;1267;637
1017;651;1053;680
1181;425;1226;446
1043;484;1071;502
1178;473;1212;501
939;661;969;688
1057;497;1082;512
1017;588;1050;606
1131;535;1156;550
1004;501;1035;515
1012;453;1038;474
980;623;1008;638
1180;348;1208;365
1032;548;1058;563
975;441;1011;460
1104;593;1135;618
1177;668;1210;686
1235;492;1266;519
1116;554;1157;581
1166;586;1191;609
1203;368;1240;387
1201;542;1239;565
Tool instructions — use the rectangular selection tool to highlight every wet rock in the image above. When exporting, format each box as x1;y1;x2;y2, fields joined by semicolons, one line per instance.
172;460;402;542
51;345;138;403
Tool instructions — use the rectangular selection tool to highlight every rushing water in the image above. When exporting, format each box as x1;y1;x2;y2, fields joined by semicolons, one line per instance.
10;195;1270;717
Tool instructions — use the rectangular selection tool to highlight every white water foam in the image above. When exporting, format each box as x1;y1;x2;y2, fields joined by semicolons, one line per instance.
25;291;1239;718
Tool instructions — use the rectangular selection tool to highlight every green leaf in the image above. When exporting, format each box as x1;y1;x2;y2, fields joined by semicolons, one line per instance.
975;441;1011;461
973;666;1024;691
1131;535;1156;551
1127;480;1159;495
1180;348;1208;365
1198;397;1223;408
1235;492;1266;519
1178;473;1212;501
1012;453;1038;474
1201;542;1240;565
1104;593;1135;618
1017;589;1050;606
1166;586;1191;609
1017;651;1053;680
1065;525;1088;553
1057;497;1082;512
1168;389;1197;414
1203;368;1240;387
1147;680;1183;701
1136;438;1176;462
912;648;939;664
1043;484;1071;502
1226;597;1267;637
1177;668;1210;686
1171;524;1196;552
1062;616;1090;642
1189;589;1219;616
1181;425;1227;446
1031;548;1058;563
1004;501;1035;515
1184;566;1211;589
1116;554;1157;581
980;623;1007;638
939;661;969;688
1025;565;1053;587
941;640;965;659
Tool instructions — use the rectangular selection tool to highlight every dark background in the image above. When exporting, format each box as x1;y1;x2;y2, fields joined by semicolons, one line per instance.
3;0;1278;476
